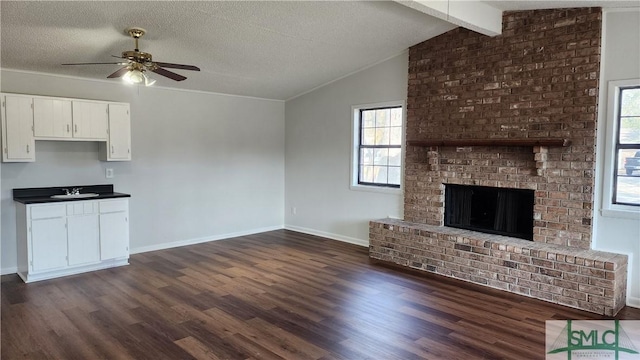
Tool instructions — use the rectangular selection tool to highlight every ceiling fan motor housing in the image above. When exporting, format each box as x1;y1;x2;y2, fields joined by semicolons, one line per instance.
121;50;153;64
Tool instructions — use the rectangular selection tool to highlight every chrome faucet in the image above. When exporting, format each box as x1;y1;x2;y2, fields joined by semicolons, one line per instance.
61;187;82;195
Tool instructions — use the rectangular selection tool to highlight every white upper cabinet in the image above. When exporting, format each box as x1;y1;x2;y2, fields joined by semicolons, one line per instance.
106;103;131;161
1;93;131;162
33;97;73;139
1;94;35;162
72;100;108;140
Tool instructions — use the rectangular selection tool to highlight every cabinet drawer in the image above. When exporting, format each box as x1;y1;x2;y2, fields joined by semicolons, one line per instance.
99;199;128;213
30;204;66;219
67;201;97;215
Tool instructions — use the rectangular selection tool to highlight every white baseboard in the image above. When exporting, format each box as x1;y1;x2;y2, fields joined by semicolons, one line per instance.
1;266;18;276
130;225;284;255
285;225;369;247
628;295;640;309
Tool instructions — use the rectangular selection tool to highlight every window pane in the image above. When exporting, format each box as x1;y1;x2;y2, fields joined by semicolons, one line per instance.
374;148;388;166
388;166;401;185
388;148;401;166
360;165;374;183
374;166;388;183
362;128;375;145
390;127;402;145
616;148;640;205
360;148;373;165
619;148;640;176
621;88;640;116
620;117;640;144
390;108;402;126
375;127;390;145
362;110;375;128
375;109;390;127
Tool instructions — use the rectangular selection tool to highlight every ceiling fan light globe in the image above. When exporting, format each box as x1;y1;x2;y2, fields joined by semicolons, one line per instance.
123;69;145;84
143;73;156;86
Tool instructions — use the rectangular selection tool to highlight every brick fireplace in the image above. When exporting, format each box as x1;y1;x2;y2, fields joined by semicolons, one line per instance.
369;8;628;315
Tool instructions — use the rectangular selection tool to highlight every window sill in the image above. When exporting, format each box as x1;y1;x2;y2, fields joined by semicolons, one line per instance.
600;207;640;220
350;184;402;195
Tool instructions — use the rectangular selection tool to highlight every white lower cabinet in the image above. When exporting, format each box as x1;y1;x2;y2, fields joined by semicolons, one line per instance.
68;214;100;266
16;198;129;282
99;199;129;260
31;216;68;272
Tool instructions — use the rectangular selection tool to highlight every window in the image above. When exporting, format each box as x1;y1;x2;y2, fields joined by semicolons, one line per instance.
604;80;640;211
613;86;640;206
351;102;404;192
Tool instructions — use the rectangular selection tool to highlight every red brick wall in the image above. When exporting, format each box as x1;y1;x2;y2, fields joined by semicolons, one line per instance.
404;8;601;249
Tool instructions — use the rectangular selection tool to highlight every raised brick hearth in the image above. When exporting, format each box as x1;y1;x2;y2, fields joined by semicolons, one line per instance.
369;219;627;315
368;8;629;315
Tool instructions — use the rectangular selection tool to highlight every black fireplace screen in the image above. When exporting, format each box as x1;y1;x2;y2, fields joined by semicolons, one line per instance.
444;184;534;240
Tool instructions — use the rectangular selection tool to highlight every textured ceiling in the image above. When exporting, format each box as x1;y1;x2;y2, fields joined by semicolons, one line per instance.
1;1;637;100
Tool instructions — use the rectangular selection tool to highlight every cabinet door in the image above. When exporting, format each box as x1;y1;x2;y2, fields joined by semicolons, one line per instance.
99;212;129;260
68;214;100;266
107;104;131;160
1;95;35;162
33;97;72;138
31;217;68;272
72;101;108;140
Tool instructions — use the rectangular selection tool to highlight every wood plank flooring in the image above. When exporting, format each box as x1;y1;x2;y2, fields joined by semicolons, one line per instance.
2;229;639;359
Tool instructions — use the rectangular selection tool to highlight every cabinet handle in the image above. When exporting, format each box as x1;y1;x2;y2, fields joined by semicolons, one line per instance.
74;124;77;133
67;124;70;133
26;145;29;153
111;145;114;154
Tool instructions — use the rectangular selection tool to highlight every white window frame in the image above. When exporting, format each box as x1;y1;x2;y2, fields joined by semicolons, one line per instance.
601;79;640;218
350;100;405;194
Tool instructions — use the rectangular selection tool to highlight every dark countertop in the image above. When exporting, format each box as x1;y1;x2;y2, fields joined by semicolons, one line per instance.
13;184;131;204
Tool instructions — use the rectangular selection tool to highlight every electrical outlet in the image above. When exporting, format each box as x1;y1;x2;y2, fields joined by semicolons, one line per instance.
291;206;297;215
105;168;114;179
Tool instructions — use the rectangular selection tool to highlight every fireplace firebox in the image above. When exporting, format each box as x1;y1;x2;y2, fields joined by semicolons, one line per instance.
444;184;534;240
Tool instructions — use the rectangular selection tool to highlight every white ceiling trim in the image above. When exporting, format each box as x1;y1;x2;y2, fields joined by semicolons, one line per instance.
395;0;503;36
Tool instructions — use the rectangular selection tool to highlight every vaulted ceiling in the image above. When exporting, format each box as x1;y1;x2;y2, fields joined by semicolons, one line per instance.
1;1;637;100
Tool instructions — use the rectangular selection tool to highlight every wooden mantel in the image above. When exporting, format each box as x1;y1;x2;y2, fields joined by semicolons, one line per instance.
406;139;571;147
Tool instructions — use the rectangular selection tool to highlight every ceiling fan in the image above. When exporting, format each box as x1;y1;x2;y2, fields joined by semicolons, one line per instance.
62;27;200;86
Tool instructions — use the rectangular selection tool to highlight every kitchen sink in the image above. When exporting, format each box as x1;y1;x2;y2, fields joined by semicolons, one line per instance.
50;193;100;199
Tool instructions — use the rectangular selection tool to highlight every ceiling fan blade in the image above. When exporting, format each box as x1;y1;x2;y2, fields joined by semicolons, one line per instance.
154;62;200;71
62;62;125;65
152;67;187;81
107;67;130;79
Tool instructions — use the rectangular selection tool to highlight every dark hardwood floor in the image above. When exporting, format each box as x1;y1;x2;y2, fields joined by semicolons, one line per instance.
2;229;639;359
